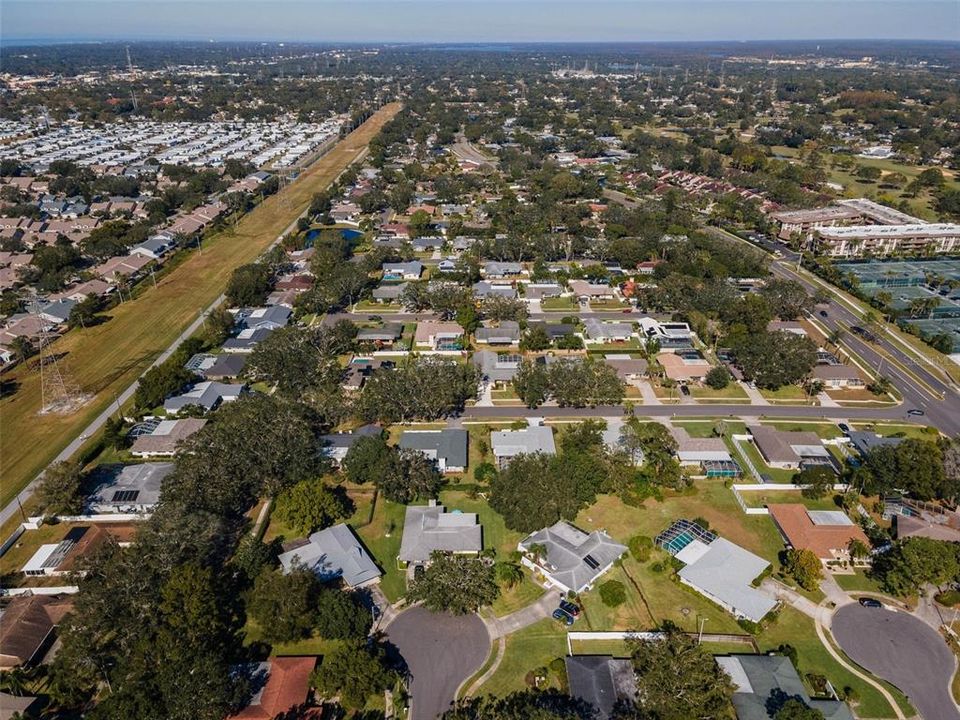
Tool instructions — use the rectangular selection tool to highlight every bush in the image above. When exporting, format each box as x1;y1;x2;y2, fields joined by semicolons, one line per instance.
473;462;498;483
598;580;627;607
935;589;960;607
704;366;731;390
628;535;654;562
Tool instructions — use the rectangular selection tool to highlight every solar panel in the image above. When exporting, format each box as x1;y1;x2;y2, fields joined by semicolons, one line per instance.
583;554;600;570
112;490;140;503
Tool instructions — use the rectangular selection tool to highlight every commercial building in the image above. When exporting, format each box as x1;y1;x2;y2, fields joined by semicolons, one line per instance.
815;223;960;258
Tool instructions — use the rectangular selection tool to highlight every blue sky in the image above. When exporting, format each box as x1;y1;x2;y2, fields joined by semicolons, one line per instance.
3;1;958;44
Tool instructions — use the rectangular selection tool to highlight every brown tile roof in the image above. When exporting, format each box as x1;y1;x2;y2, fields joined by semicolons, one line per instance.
768;504;869;560
228;656;317;720
0;595;74;668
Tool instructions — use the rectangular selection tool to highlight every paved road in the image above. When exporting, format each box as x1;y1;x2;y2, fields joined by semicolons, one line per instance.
833;604;960;720
713;226;960;436
387;607;491;720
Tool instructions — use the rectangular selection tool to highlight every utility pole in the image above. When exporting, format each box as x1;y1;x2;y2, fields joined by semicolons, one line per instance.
698;616;707;645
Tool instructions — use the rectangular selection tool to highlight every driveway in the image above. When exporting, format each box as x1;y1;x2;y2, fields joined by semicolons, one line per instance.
387;607;491;720
832;604;960;720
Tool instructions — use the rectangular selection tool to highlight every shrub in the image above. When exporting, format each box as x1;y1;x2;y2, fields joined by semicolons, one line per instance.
705;366;731;390
473;462;497;483
629;535;654;562
598;580;627;608
935;589;960;607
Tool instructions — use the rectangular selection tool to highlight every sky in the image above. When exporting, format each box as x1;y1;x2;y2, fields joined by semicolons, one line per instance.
2;0;959;44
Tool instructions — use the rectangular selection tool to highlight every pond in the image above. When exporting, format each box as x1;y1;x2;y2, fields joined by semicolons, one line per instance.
304;227;363;247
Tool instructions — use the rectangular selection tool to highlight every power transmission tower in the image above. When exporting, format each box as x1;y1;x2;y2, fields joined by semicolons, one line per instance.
32;300;86;414
126;46;139;113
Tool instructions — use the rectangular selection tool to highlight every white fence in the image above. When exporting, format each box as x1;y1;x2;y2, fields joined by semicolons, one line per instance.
730;483;851;516
30;513;151;524
1;586;79;596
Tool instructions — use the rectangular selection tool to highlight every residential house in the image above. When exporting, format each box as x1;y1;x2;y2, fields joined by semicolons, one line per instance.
398;429;468;473
278;524;381;588
222;327;275;353
475;321;521;345
669;427;733;466
768;505;871;566
523;283;563;300
399;501;483;564
37;299;76;325
846;431;903;458
201;354;248;380
657;351;711;383
528;322;577;341
716;654;854;720
130;418;207;457
812;364;865;389
638;318;694;349
414;321;463;350
491;422;556;468
130;233;177;260
518;521;627;594
473;281;518;300
227;657;319;720
0;595;73;670
411;236;444;252
356;323;403;345
22;525;133;578
473;350;521;384
163;381;245;414
603;354;648;381
483;261;524;278
767;321;807;337
656;521;776;623
568;279;615;300
372;281;407;303
747;426;833;471
382;261;423;281
94;253;151;280
565;656;638;720
583;319;635;344
85;462;173;514
320;424;381;466
234;306;291;331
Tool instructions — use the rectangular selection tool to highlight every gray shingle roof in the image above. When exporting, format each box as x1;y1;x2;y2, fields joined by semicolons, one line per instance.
519;521;626;594
398;429;468;470
717;655;854;720
491;425;556;460
565;656;637;720
277;523;382;587
472;350;520;382
399;503;483;563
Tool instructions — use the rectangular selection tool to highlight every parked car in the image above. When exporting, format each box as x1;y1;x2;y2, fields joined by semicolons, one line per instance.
679;384;690;396
838;422;850;434
413;564;425;581
858;598;883;608
621;308;633;314
559;599;580;617
552;608;574;626
907;408;925;416
819;310;829;318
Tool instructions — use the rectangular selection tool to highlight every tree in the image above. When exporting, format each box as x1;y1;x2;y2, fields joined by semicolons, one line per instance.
847;538;870;563
272;480;352;536
520;325;551;352
794;466;834;500
704;366;731;390
443;689;594;719
312;641;396;710
314;588;373;640
407;553;500;614
67;293;102;329
598;580;627;607
248;568;320;644
872;537;960;596
783;548;823;591
358;357;479;423
629;627;734;720
514;359;551;408
36;461;84;515
225;263;272;307
774;699;825;720
495;561;524;588
759;279;814;320
377;449;443;504
342;432;391;485
135;359;194;410
860;438;951;500
246;325;351;397
729;331;817;390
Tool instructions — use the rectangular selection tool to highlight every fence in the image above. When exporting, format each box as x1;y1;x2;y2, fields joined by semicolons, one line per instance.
730;483;851;516
1;586;79;597
566;630;758;655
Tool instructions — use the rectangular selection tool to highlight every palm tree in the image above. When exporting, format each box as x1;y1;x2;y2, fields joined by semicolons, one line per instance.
0;667;29;696
495;562;524;588
526;543;549;566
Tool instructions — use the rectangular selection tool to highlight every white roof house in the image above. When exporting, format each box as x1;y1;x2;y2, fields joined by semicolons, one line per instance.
676;538;776;624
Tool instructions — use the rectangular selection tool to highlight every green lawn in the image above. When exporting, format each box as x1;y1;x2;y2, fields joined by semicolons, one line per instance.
491;575;546;617
728;438;797;484
673;420;748;438
834;571;886;595
355;494;409;602
756;607;913;719
478;618;568;696
541;297;577;311
738;489;842;512
438;489;524;559
689;384;750;401
759;385;815;403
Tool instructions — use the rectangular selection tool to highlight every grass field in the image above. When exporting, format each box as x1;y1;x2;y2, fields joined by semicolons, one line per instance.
0;103;401;508
478;618;568;696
